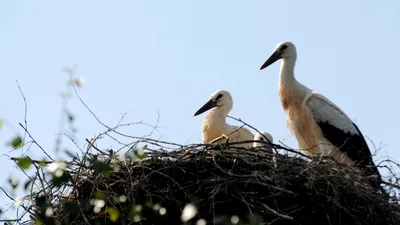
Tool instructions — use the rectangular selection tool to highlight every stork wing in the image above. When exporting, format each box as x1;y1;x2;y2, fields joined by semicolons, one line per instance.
304;92;378;175
240;127;254;138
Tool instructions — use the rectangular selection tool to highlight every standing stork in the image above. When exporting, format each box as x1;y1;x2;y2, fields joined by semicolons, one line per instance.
259;41;381;187
194;89;254;148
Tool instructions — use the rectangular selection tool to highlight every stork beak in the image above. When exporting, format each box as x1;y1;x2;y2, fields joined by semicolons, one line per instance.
260;50;281;70
194;99;217;116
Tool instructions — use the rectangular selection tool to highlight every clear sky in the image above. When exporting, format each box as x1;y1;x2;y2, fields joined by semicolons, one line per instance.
1;0;399;221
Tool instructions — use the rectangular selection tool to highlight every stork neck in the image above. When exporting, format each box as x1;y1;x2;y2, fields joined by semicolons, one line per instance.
279;57;297;85
204;108;228;125
278;56;309;110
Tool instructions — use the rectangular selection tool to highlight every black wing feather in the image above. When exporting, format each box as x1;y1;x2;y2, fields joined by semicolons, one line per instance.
317;121;380;178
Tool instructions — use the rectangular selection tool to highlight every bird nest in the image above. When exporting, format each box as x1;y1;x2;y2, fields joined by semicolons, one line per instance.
22;138;400;225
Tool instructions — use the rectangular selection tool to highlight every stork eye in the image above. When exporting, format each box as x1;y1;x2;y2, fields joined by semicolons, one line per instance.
260;137;265;141
216;94;223;100
280;45;288;52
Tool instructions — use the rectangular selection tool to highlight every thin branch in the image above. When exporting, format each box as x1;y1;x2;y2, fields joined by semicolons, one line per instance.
0;187;16;201
16;81;28;152
18;123;54;160
68;73;111;130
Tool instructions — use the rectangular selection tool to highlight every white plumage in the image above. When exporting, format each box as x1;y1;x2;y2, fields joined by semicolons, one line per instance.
194;90;254;148
259;41;381;186
253;131;276;168
253;131;274;154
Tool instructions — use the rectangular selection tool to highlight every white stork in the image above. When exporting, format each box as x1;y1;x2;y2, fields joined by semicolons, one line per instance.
259;41;381;187
253;131;276;168
194;90;254;148
253;131;274;154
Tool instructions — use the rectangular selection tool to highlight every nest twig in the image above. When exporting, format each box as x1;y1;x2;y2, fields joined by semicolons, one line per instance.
19;140;400;225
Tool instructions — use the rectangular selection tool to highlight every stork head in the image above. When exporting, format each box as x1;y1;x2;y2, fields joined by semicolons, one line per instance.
260;41;297;70
193;90;233;116
253;131;273;148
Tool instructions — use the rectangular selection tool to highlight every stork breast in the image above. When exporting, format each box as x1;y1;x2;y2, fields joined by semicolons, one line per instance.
287;105;322;156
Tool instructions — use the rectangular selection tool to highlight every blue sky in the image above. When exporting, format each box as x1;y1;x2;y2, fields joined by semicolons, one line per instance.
1;0;399;220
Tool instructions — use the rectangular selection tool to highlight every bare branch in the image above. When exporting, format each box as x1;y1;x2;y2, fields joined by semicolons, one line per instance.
18;123;54;160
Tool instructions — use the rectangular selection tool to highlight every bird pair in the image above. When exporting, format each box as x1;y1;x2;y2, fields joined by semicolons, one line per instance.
194;41;382;189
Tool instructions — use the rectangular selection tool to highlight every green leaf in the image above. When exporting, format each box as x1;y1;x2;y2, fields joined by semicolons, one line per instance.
35;218;43;225
51;171;72;187
10;136;23;149
0;119;3;129
92;161;111;178
63;202;80;214
107;207;120;222
145;200;153;208
38;161;47;167
16;157;32;170
93;191;105;200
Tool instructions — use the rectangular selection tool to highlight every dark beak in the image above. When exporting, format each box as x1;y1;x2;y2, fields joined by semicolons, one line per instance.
260;50;282;70
194;99;217;116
